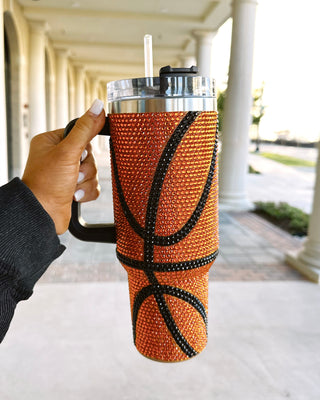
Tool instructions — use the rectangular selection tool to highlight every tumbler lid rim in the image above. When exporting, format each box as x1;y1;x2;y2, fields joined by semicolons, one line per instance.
107;75;215;103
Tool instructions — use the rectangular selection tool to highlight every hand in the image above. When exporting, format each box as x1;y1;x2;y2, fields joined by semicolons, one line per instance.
22;99;105;235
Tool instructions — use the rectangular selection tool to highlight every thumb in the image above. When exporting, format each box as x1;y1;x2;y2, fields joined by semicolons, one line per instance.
63;98;106;155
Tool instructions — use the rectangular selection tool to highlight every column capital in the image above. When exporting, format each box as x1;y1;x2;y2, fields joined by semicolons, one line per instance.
89;75;100;84
29;20;50;34
55;48;70;58
73;64;86;72
233;0;258;5
192;30;217;42
178;55;197;68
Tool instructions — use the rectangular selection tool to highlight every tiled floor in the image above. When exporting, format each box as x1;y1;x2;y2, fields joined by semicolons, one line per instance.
211;212;305;281
41;210;305;283
40;143;311;284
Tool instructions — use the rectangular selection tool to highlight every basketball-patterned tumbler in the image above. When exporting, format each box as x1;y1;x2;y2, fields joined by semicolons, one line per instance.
66;66;218;362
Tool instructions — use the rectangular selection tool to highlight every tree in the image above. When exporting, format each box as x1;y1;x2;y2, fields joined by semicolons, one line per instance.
217;84;266;150
251;83;265;152
217;89;227;133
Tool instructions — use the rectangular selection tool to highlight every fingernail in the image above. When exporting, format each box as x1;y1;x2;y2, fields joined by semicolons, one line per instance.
89;98;104;116
80;149;88;162
77;172;85;183
74;189;85;202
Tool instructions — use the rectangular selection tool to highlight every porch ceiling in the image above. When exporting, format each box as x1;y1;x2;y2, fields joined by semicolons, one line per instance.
17;0;231;80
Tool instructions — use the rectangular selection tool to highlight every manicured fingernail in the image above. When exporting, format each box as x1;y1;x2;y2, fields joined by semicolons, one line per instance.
80;149;88;162
74;189;85;202
89;98;104;116
77;172;85;183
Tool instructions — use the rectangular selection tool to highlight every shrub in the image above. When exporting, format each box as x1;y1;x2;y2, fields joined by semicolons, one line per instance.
248;165;261;174
254;201;309;236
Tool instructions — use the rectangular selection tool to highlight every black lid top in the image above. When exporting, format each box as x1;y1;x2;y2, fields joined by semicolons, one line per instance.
159;65;198;78
107;64;215;102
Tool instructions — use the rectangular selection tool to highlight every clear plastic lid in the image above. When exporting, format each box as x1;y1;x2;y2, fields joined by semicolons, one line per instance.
107;66;215;103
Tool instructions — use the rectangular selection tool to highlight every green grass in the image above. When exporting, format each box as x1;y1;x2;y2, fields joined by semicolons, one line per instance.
258;152;316;167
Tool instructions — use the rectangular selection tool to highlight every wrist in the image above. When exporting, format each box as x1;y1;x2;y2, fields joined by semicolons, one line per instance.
22;178;73;235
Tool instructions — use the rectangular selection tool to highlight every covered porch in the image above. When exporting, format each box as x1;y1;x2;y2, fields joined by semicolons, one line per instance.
0;0;320;397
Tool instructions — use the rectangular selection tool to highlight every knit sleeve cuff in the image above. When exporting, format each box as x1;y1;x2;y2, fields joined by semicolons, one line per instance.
0;178;65;292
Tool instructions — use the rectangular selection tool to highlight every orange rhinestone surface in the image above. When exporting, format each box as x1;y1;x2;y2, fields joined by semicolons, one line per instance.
109;111;219;362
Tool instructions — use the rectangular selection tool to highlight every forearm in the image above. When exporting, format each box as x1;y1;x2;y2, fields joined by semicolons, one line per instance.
0;178;65;342
0;260;32;342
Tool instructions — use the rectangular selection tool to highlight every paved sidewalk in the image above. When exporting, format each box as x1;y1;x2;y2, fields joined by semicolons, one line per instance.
40;143;311;284
1;281;319;400
248;143;316;213
250;142;318;162
43;210;305;284
2;143;318;400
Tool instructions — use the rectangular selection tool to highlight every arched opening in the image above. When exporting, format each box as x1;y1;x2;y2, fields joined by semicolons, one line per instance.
4;12;21;179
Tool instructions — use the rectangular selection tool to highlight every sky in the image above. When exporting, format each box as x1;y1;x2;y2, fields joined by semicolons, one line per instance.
213;0;320;142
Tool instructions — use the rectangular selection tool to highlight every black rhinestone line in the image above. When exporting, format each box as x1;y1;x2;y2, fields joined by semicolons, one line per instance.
117;249;219;272
110;118;218;249
132;285;207;352
143;112;200;358
160;285;207;325
144;111;201;267
154;134;219;246
152;290;198;358
112;111;218;359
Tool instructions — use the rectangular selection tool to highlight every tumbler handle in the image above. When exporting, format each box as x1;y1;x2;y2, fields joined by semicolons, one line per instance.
63;117;116;243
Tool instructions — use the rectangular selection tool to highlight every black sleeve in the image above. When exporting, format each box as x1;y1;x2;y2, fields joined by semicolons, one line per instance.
0;178;65;342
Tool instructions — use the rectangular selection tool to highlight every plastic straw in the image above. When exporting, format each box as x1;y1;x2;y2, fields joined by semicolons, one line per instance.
144;34;153;77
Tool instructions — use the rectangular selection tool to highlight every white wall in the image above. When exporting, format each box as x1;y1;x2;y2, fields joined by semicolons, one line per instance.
0;1;8;184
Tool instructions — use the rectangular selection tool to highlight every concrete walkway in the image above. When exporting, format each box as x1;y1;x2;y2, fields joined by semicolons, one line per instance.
1;281;319;400
248;143;316;214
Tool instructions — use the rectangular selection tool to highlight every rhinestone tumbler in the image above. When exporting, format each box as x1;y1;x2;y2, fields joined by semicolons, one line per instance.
66;66;218;362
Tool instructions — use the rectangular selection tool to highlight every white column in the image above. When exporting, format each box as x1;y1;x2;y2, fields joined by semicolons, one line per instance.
98;81;108;151
218;0;258;211
74;65;85;116
84;74;91;110
46;56;56;132
90;76;99;101
179;55;197;69
0;2;8;184
286;142;320;283
28;21;49;137
100;81;107;104
55;49;69;128
192;30;216;77
90;76;102;152
68;64;76;120
98;82;103;100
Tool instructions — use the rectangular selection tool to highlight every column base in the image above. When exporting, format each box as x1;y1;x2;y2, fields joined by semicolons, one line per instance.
219;193;254;212
286;251;320;283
